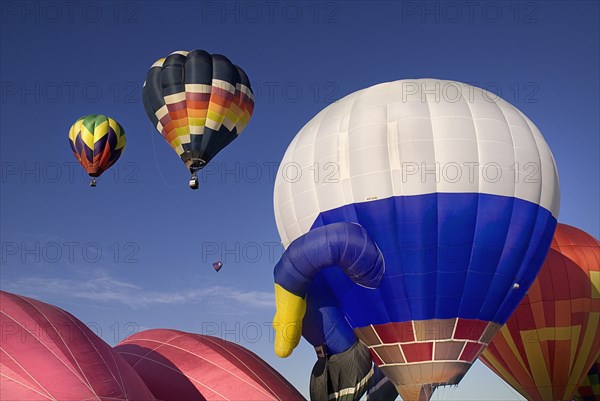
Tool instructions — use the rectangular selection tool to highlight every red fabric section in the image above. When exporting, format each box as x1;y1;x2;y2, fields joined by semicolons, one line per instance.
454;319;488;341
460;342;484;362
114;329;305;401
401;342;434;363
0;291;155;401
374;321;415;343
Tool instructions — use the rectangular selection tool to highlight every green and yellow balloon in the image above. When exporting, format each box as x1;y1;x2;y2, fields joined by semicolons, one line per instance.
68;114;126;187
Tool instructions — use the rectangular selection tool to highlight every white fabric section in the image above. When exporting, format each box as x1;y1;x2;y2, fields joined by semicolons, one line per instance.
185;84;212;93
274;79;560;247
155;105;169;120
150;59;165;69
212;79;236;94
239;84;254;99
164;92;186;104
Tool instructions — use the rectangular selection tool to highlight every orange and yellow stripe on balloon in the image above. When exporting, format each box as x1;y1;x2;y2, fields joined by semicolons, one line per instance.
480;224;600;401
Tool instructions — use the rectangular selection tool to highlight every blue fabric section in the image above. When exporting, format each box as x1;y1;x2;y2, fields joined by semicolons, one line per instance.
309;193;557;327
302;275;356;355
273;222;385;297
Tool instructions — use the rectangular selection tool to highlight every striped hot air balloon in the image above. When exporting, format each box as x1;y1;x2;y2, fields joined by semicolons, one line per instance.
272;79;560;401
142;49;254;189
68;114;126;187
480;223;600;401
575;355;600;401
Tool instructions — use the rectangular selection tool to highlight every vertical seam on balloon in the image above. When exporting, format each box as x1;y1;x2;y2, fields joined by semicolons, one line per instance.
224;339;301;400
0;342;56;400
10;298;99;396
496;108;547;324
456;83;481;328
59;309;124;399
478;97;517;321
117;350;233;400
286;118;304;246
122;336;261;398
421;80;437;325
380;92;397;338
200;336;281;400
220;337;302;399
106;341;128;399
0;370;56;400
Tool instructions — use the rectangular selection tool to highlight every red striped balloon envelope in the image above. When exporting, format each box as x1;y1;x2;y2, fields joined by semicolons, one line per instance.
480;223;600;401
0;291;155;401
114;329;306;401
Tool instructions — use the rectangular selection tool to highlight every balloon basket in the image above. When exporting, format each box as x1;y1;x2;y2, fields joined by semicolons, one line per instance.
189;174;199;190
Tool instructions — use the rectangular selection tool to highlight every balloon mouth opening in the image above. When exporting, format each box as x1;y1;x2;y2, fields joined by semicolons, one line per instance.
188;159;207;173
88;172;100;178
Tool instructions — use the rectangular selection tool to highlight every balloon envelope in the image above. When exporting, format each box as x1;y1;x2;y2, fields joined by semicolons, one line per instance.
273;79;560;400
480;224;600;401
142;50;254;176
0;291;155;401
68;114;126;178
114;329;305;401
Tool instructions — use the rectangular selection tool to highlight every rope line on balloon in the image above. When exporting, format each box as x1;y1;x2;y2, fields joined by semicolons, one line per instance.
148;121;181;189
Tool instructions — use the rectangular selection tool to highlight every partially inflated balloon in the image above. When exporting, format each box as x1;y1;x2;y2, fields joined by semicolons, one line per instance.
575;355;600;401
115;329;305;401
273;79;560;400
68;114;126;186
480;224;600;401
0;291;155;401
142;49;254;189
303;273;399;401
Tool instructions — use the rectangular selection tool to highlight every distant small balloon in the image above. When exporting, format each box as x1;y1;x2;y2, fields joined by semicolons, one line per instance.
213;261;223;272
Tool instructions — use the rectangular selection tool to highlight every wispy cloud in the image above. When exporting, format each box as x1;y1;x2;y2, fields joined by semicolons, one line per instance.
1;272;274;311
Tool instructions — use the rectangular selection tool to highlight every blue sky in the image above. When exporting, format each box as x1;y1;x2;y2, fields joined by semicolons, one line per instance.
1;1;598;399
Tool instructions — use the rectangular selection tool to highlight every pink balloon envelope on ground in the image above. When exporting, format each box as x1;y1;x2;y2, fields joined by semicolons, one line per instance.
0;290;155;401
114;328;306;401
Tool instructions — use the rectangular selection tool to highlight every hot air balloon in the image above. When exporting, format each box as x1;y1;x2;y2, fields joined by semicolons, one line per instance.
575;355;600;401
0;291;155;401
114;328;305;401
142;49;254;189
68;114;126;187
212;261;223;271
479;223;600;401
272;79;560;401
